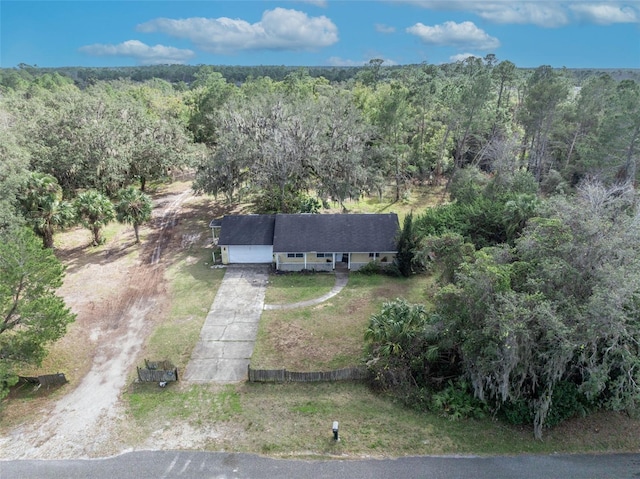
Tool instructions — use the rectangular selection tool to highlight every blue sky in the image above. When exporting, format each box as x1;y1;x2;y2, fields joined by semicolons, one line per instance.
1;1;639;68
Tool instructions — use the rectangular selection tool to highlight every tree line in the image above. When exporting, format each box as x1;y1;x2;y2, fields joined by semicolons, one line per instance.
1;58;639;436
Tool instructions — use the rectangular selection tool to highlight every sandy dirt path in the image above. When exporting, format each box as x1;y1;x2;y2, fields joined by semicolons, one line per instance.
0;188;192;459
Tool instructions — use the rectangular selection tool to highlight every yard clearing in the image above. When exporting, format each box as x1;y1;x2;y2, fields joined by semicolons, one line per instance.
0;181;639;459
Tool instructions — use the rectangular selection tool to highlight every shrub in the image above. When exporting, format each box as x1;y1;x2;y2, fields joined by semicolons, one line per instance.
429;380;488;420
500;381;592;427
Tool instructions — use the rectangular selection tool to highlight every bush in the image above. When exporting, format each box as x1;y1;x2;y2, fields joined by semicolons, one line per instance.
500;399;534;425
500;381;592;427
546;381;592;427
429;380;487;420
357;261;402;277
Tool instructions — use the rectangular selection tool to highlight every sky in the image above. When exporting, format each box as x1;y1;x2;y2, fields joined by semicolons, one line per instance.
1;0;639;69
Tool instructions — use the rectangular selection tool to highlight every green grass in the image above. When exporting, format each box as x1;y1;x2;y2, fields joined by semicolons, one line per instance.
252;273;431;371
264;272;336;304
124;380;640;457
14;180;635;458
142;230;224;370
323;183;448;224
127;382;241;423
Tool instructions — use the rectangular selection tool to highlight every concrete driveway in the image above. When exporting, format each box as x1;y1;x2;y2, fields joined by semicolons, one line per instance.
184;265;269;383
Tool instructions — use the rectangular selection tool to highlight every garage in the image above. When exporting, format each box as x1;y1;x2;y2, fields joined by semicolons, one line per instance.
217;215;277;265
227;245;273;264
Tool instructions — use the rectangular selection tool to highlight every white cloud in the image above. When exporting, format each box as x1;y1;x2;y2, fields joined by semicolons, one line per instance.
570;3;638;24
137;8;338;54
79;40;194;65
296;0;328;6
407;20;500;50
474;2;569;27
392;1;570;27
449;52;481;62
375;23;396;33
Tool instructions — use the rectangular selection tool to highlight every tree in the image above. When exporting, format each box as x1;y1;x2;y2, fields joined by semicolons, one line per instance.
187;67;236;146
490;60;517;137
19;172;75;248
364;298;430;395
595;80;640;183
395;212;419;277
518;66;569;182
314;89;373;209
366;81;414;201
14;80;199;195
428;180;640;438
0;227;75;400
115;186;153;243
415;233;474;284
558;74;615;181
74;190;115;246
0;105;30;230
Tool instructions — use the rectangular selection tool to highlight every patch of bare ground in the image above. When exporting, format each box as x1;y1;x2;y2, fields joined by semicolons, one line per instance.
0;182;212;459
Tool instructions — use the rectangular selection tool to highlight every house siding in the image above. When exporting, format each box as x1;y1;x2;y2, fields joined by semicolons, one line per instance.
274;251;396;272
350;252;397;271
214;214;399;271
275;253;334;272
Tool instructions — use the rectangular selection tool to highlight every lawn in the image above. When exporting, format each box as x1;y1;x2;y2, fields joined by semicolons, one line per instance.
126;380;640;457
322;183;448;224
5;180;640;458
252;272;434;371
264;272;337;304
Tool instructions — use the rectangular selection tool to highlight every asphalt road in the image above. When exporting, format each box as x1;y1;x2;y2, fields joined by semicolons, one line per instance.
2;451;639;479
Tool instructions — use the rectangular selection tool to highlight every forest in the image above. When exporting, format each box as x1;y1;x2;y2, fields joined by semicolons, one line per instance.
0;57;639;438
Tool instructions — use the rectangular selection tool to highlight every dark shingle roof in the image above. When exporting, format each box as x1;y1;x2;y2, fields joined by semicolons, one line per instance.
272;213;398;253
218;215;275;245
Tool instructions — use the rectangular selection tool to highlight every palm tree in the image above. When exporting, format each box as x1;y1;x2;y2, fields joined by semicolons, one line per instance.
115;186;153;243
20;172;75;248
74;190;116;246
364;298;428;359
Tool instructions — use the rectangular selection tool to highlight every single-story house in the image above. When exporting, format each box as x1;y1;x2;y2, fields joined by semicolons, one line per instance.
213;213;399;271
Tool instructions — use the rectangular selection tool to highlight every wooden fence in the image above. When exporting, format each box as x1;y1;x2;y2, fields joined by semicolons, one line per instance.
18;373;67;389
248;365;368;383
137;359;178;383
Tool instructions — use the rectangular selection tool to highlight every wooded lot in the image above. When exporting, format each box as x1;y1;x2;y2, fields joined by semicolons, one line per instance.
1;59;639;437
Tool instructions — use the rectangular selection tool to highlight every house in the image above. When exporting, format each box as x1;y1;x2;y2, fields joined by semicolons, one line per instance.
214;213;399;271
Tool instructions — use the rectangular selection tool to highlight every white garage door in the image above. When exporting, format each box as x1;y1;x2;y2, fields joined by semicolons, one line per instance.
228;245;273;263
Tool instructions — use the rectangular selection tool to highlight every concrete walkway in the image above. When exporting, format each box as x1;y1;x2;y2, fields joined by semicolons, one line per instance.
184;265;269;383
184;267;348;383
263;272;348;310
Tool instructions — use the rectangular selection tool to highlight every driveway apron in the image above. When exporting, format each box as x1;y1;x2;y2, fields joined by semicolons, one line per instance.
184;265;269;382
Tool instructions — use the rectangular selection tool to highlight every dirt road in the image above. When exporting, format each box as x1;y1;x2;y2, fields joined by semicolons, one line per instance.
0;187;192;459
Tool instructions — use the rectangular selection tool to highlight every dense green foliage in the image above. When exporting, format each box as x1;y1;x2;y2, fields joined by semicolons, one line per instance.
19;172;75;248
366;181;640;438
1;60;639;436
0;228;75;400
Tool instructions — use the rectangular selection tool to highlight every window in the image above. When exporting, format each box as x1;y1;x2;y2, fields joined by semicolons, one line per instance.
287;253;304;258
317;253;332;258
369;252;377;258
295;253;304;258
287;253;295;258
